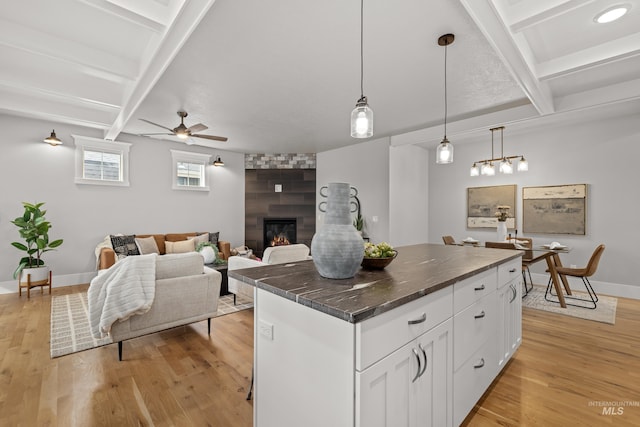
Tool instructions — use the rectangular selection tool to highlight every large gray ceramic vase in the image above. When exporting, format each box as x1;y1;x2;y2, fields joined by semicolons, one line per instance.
311;182;364;279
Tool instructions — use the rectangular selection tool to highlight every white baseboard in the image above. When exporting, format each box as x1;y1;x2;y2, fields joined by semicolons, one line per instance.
529;273;640;300
0;271;97;295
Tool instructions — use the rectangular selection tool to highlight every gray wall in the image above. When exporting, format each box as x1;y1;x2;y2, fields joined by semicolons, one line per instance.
317;138;391;244
0;114;244;293
428;112;640;298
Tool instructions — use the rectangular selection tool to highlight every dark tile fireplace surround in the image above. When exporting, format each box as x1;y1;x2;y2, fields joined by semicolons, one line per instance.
245;169;316;258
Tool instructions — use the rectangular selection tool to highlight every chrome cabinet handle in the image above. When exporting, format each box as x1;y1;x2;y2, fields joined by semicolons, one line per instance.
418;344;428;378
509;268;517;273
474;284;485;291
474;310;486;319
474;358;485;369
408;313;426;325
412;348;421;383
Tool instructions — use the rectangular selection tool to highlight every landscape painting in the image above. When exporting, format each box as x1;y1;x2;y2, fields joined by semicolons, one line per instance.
467;185;516;229
522;184;587;234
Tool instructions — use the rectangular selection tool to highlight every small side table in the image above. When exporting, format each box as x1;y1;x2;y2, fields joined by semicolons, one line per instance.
206;263;229;296
19;270;52;298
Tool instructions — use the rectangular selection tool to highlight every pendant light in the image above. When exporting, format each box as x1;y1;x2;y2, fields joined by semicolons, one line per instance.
436;34;455;164
470;125;529;177
350;0;373;138
44;129;63;146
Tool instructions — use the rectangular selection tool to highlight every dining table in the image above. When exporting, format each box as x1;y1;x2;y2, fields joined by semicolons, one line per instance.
476;241;572;308
521;247;572;308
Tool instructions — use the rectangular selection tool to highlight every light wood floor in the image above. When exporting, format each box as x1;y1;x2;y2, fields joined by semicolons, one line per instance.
1;285;639;426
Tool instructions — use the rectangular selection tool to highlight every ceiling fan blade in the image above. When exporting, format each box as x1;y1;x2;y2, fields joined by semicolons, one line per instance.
187;123;208;133
139;118;175;133
138;132;174;136
191;134;228;142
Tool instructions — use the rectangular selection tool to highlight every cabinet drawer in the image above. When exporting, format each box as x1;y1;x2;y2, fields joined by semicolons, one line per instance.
453;291;496;370
453;338;497;426
453;268;497;313
356;286;453;372
497;258;521;288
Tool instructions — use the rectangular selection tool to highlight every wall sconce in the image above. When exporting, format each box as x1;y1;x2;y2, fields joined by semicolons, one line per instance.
44;130;63;146
213;156;224;167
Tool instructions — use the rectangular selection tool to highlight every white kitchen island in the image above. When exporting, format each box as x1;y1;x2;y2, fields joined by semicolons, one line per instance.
229;243;523;427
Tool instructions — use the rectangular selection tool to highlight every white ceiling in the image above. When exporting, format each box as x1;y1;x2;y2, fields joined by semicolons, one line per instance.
1;0;639;153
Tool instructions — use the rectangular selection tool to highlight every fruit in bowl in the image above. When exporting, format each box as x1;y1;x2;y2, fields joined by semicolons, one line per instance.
362;242;397;270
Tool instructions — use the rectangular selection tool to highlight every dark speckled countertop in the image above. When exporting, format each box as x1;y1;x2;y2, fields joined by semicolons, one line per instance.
229;243;521;323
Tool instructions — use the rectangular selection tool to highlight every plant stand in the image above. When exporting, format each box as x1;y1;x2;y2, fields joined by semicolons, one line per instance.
19;270;52;298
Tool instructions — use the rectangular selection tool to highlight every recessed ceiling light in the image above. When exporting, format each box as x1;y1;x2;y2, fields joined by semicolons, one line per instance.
594;5;630;23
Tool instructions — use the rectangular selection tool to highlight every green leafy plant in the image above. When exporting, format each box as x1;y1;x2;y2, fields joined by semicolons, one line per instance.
11;202;63;279
195;241;225;265
364;242;395;258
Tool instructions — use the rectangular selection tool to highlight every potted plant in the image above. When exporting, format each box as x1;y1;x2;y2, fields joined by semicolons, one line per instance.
11;202;64;283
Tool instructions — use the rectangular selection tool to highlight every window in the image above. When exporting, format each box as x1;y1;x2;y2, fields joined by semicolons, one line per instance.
73;135;131;186
171;150;211;191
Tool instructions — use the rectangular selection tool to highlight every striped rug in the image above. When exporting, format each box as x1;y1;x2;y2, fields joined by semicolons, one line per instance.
50;292;253;358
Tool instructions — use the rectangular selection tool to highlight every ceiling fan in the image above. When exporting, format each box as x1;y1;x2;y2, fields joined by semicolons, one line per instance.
139;111;228;142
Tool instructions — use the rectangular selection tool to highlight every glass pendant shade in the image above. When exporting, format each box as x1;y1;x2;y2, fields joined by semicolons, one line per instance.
485;162;495;176
350;97;373;138
470;163;480;176
518;156;529;171
436;138;453;164
500;158;513;174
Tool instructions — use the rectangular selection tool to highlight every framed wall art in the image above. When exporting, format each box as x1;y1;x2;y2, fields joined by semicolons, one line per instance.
522;184;587;235
467;184;516;229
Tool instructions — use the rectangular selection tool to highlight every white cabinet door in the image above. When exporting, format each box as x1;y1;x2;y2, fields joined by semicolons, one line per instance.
496;278;522;371
413;319;453;427
356;319;453;427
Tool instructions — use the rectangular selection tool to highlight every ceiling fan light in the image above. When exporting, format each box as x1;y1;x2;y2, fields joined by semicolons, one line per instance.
470;163;480;177
351;97;373;138
595;5;629;23
44;129;62;146
518;156;529;172
436;137;454;164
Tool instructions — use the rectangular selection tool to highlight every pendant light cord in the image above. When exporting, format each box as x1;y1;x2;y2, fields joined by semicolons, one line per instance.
443;42;448;138
360;0;364;99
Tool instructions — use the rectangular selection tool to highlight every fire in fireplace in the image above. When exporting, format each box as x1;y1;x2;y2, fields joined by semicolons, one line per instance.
264;218;297;248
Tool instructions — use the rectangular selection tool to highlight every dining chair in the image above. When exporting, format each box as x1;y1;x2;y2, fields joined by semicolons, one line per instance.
442;235;456;245
513;237;534;296
485;241;533;297
545;244;605;309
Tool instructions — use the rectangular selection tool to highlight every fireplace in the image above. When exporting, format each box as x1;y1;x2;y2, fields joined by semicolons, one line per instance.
264;218;297;248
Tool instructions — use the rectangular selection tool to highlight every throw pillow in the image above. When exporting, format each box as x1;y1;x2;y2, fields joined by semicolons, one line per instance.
110;234;140;258
135;236;159;255
165;238;195;254
194;232;209;247
200;245;217;264
208;231;220;246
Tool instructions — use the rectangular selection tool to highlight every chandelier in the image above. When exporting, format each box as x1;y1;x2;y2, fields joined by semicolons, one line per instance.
470;126;528;176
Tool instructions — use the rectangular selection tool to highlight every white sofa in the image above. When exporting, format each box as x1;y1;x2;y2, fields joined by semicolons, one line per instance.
108;252;221;360
228;244;311;303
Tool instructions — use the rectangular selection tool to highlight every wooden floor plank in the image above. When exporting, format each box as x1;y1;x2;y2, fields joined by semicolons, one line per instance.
0;284;639;425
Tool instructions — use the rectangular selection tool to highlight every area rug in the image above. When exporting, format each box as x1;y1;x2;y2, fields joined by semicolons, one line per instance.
50;292;253;358
522;285;617;325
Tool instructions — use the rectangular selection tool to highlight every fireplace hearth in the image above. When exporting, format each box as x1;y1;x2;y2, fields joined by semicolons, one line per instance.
264;218;297;248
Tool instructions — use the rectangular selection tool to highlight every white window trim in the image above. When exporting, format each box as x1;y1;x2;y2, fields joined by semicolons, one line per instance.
73;135;131;187
170;149;211;192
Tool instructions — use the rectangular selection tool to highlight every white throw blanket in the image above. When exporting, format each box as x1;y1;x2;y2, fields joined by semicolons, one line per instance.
88;254;157;339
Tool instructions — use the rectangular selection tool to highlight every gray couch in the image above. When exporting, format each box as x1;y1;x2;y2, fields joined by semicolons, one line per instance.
109;252;221;360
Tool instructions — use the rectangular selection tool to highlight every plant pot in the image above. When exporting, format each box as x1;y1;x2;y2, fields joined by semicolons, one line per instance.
19;266;50;285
